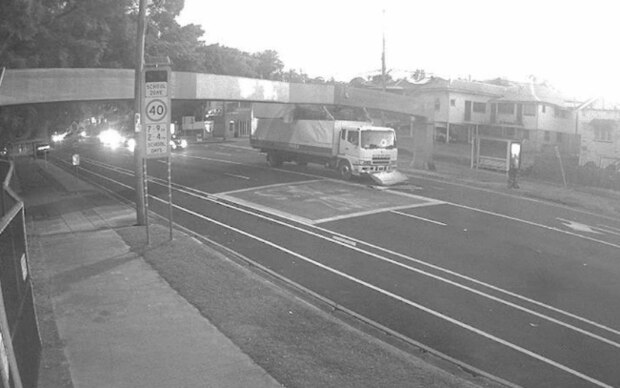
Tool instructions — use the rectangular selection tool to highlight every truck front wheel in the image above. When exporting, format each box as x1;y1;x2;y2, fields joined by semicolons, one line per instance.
338;160;352;180
266;152;282;167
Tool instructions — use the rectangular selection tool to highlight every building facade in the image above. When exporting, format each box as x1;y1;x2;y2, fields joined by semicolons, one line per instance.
401;78;578;151
576;99;620;168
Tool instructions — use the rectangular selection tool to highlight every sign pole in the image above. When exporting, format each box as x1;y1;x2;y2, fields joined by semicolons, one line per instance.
168;155;173;240
143;158;150;245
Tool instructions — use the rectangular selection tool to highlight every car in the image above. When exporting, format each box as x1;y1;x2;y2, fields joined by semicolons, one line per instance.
36;143;51;156
169;136;187;151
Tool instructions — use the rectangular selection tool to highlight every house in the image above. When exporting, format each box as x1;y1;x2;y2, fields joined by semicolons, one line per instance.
576;98;620;169
401;77;578;151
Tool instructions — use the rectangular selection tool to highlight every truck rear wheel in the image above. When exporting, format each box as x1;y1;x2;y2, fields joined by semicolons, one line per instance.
338;160;352;180
266;152;282;167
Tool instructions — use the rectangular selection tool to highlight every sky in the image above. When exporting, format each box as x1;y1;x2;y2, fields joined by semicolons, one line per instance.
178;0;620;102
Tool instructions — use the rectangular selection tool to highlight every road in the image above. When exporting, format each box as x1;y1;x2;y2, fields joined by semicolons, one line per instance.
50;139;620;387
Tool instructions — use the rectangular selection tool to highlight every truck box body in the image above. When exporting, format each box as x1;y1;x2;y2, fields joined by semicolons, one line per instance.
251;118;370;158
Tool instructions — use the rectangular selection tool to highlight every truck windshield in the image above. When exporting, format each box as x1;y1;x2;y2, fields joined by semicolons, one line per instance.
361;130;395;149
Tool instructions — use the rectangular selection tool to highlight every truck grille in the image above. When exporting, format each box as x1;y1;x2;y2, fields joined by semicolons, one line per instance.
372;155;391;165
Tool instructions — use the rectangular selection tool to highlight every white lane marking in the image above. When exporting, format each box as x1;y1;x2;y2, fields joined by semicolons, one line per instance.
595;225;620;237
391;210;447;226
179;154;244;165
404;172;620;223
73;159;620;385
332;236;357;246
59;159;134;189
148;194;615;388
156;178;620;349
557;218;602;234
75;157;620;340
451;203;620;250
218;143;253;151
214;193;314;225
311;223;620;340
314;202;444;225
215;179;325;196
599;224;620;234
224;173;251;180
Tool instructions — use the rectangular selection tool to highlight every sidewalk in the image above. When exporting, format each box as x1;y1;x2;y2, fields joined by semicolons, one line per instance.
16;158;498;388
18;159;282;388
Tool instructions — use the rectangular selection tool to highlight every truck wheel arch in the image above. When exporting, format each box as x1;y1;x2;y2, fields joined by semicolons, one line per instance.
338;159;352;180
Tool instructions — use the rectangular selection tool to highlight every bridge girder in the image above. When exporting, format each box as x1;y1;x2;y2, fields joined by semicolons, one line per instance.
0;68;427;118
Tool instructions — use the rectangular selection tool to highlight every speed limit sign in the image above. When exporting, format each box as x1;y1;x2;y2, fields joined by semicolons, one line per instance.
145;99;167;123
142;65;171;158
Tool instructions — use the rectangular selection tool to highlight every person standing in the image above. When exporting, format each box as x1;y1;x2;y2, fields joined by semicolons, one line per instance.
507;154;519;189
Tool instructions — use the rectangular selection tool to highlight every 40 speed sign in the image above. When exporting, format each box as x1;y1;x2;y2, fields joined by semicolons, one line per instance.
142;67;171;158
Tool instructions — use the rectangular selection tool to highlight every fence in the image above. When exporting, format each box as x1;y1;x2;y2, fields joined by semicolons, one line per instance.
0;160;41;388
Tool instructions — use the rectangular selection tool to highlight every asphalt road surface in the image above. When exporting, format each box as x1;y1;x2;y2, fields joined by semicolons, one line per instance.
50;139;620;387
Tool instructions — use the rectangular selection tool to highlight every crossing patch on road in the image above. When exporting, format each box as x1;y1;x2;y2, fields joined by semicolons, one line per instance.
215;180;443;224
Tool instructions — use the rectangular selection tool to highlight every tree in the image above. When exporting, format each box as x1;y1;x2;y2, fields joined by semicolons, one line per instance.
412;69;426;81
201;44;258;78
254;50;284;80
0;0;296;144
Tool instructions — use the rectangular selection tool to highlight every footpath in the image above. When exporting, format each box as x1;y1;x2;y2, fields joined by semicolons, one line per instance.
16;155;500;388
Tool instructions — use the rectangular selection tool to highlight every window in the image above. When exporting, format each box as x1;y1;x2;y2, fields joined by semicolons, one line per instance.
497;103;515;114
523;104;536;116
435;98;441;111
544;131;551;142
473;102;486;113
347;130;359;145
592;119;615;142
554;107;569;119
594;128;613;142
542;105;546;113
450;99;456;107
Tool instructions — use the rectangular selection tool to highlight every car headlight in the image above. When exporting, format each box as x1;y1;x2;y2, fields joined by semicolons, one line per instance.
180;139;188;148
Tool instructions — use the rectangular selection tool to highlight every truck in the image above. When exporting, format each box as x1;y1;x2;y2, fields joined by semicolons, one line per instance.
250;103;406;185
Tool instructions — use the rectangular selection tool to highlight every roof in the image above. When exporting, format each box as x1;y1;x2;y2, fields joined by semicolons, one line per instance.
353;74;579;109
405;77;506;97
491;82;567;107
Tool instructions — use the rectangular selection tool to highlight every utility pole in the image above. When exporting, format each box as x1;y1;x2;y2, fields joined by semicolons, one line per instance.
134;0;148;225
381;9;386;93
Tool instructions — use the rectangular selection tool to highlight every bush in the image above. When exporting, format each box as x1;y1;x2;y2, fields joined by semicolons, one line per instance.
522;151;620;191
